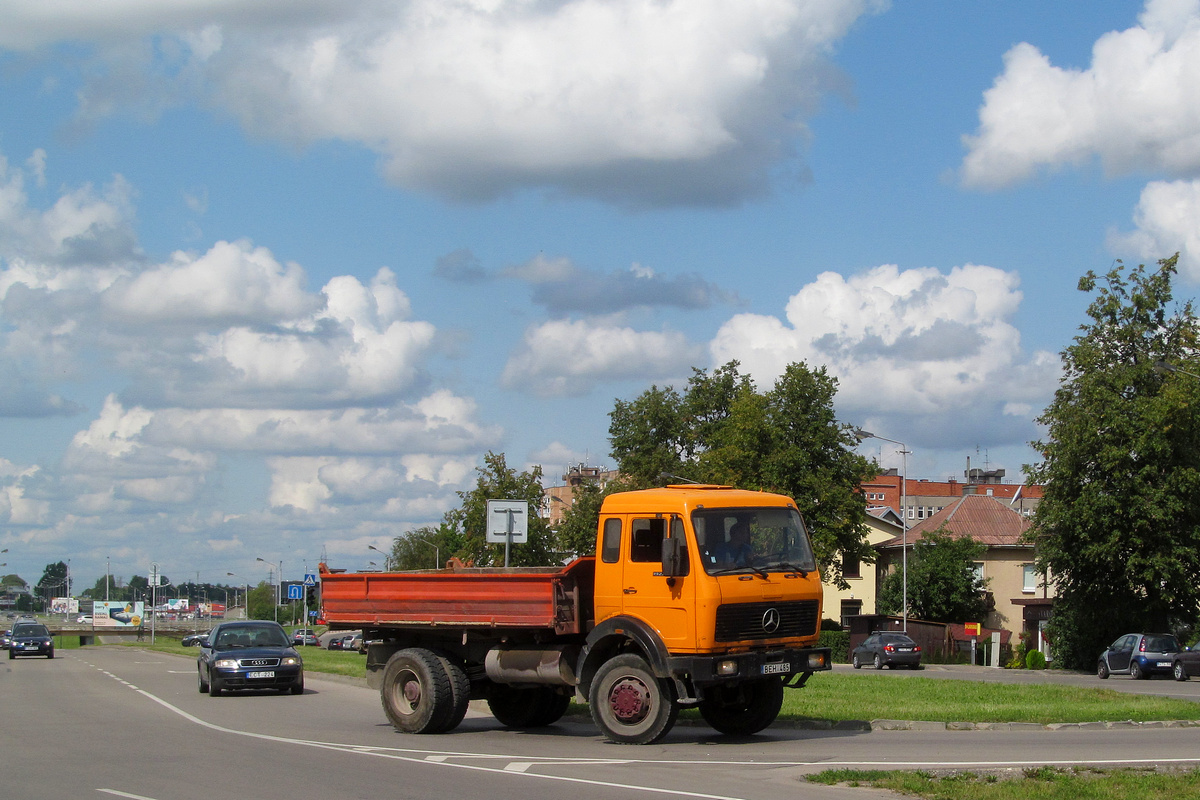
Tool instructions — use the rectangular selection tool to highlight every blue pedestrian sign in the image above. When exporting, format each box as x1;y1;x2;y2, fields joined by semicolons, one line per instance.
303;573;318;586
287;584;304;600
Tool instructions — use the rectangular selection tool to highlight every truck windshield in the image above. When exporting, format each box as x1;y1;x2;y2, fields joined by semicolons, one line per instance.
692;506;817;576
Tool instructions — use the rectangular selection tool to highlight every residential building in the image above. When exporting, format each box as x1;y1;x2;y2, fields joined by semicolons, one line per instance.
822;505;903;628
541;464;620;526
876;493;1053;658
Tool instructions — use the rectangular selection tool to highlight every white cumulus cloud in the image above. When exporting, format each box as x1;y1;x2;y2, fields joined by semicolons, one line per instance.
962;0;1200;188
1109;179;1200;278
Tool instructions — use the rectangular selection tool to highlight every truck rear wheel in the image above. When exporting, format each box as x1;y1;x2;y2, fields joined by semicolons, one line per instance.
588;653;678;744
487;685;570;728
432;652;470;732
697;677;784;736
380;648;454;734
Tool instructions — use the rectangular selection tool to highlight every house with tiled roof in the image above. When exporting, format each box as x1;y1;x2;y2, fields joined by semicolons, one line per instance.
876;493;1053;657
822;504;904;627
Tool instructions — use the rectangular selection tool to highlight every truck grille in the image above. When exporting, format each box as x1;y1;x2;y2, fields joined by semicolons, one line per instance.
714;601;819;642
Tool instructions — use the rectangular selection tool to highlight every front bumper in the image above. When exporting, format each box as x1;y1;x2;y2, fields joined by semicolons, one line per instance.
11;640;52;656
669;647;832;688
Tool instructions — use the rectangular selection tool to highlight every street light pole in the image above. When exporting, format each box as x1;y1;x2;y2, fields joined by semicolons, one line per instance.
368;544;390;571
855;428;911;632
255;557;282;622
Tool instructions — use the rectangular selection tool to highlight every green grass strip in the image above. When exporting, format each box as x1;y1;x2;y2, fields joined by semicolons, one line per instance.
808;766;1200;799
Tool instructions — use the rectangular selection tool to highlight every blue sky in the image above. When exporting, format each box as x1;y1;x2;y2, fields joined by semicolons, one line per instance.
2;1;1198;591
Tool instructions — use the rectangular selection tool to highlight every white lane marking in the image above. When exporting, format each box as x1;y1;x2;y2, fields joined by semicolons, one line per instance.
131;689;747;800
98;789;160;799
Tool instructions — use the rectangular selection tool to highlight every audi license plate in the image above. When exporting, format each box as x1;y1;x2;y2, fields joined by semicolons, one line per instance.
247;670;275;679
762;662;790;675
1156;661;1170;667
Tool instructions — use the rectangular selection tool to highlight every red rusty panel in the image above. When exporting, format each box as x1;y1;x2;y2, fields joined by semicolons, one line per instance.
319;559;593;632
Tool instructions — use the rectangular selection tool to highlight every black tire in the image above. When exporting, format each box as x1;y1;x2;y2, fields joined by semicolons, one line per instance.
851;654;861;669
198;668;210;693
209;675;223;697
697;677;784;736
290;673;305;695
588;654;678;745
1129;659;1144;680
380;648;454;734
487;685;567;728
873;654;882;670
432;653;470;732
7;649;13;660
1097;659;1109;679
1174;661;1189;682
47;649;54;659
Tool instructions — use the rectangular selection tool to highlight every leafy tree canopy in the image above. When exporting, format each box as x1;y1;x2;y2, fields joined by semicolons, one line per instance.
35;561;69;596
876;529;988;623
608;361;875;586
1029;256;1200;668
388;522;465;571
554;477;634;559
443;452;556;567
1;573;27;589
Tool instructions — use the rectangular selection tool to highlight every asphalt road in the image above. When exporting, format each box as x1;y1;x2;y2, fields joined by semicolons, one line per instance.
4;648;1200;800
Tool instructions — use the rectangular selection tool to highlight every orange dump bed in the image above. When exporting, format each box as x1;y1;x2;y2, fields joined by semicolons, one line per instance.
318;558;595;636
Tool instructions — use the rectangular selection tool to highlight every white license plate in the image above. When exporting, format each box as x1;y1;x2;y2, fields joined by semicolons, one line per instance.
247;670;275;679
1156;661;1170;667
762;663;790;675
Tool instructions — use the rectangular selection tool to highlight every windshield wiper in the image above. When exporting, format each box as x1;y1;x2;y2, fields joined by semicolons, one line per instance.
710;564;769;578
770;561;810;576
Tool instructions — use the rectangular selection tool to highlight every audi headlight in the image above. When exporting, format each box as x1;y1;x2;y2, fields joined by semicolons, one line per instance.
214;658;238;669
282;656;300;666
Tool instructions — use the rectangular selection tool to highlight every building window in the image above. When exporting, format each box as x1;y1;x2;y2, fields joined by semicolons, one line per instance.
842;552;860;579
840;600;862;628
972;562;985;583
1022;563;1037;593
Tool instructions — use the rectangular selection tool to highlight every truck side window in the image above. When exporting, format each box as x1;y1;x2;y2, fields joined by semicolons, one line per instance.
630;518;664;562
601;518;622;563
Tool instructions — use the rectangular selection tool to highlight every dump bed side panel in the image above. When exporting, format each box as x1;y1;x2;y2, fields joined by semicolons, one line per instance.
320;558;594;635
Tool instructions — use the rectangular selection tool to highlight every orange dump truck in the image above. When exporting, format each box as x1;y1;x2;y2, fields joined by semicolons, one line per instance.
319;484;830;744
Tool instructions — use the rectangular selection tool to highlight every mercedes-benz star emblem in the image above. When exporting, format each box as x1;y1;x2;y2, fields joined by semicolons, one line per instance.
761;607;780;634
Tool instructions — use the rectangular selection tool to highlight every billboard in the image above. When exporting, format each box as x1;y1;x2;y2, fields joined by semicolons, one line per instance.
51;597;80;615
94;601;144;628
165;598;190;612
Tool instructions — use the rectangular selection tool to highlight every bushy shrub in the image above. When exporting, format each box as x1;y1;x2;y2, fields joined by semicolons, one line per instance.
819;630;850;663
1025;649;1047;670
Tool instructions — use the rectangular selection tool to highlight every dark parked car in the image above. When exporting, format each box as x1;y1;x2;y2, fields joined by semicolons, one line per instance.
851;632;922;669
181;631;210;647
1171;638;1200;681
8;622;54;659
1097;632;1181;679
197;620;304;696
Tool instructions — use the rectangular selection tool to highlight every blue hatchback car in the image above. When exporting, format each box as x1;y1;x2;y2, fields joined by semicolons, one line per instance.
1097;633;1181;679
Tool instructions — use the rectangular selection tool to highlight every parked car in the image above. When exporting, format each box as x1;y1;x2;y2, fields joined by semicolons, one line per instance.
1171;638;1200;681
851;631;922;669
291;628;320;647
8;621;54;659
1097;632;1181;679
197;620;304;696
181;631;210;647
77;615;93;625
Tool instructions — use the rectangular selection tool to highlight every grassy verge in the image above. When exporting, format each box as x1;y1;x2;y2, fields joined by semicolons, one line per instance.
807;766;1200;799
771;673;1200;724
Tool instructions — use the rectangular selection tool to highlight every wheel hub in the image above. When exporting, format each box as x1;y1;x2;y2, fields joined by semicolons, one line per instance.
609;677;651;723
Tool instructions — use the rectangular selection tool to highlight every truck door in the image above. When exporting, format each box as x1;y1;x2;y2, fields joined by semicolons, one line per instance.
620;515;695;649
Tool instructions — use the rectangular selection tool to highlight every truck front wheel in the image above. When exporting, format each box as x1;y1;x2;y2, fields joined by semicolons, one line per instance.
380;648;454;734
697;677;784;736
588;654;678;744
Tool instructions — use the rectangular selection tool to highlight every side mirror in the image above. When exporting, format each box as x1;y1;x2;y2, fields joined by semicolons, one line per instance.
659;533;685;581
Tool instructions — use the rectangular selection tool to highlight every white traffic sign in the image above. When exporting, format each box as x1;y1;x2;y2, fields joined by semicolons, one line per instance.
303;573;318;586
486;499;528;543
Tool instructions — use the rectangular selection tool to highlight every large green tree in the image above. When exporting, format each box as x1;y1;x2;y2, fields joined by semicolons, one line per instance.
447;452;556;567
608;361;875;586
388;522;465;571
1029;256;1200;669
876;529;988;623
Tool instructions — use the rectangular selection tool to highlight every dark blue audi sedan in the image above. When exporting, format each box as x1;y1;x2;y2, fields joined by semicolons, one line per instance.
197;620;304;696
